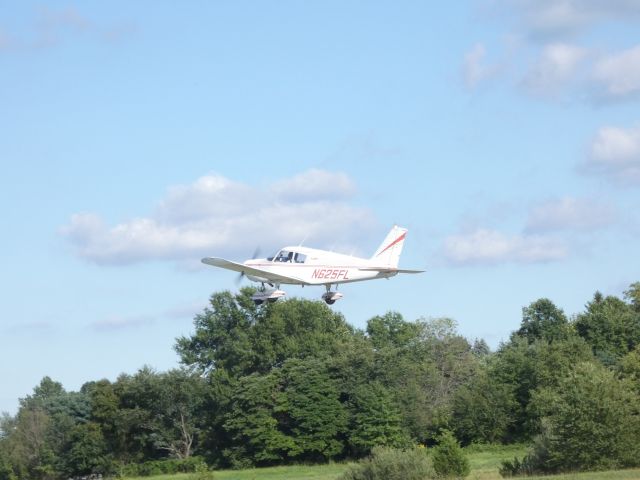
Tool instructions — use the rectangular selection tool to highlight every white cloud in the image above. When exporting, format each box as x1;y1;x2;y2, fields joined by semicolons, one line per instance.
270;168;356;201
501;0;640;39
0;7;135;52
518;1;597;37
521;43;586;96
90;300;207;332
593;45;640;100
61;170;375;266
525;196;615;232
442;228;567;266
468;3;640;104
156;175;257;224
584;125;640;184
6;321;54;334
91;314;154;332
163;301;207;321
463;43;498;88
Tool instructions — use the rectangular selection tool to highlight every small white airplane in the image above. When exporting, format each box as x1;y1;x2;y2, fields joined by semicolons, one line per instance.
202;225;424;305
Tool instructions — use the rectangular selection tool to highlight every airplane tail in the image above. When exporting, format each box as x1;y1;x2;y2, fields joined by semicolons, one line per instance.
371;225;408;267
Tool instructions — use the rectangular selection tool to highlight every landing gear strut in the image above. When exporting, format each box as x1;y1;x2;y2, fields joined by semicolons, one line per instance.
321;285;343;305
251;283;286;306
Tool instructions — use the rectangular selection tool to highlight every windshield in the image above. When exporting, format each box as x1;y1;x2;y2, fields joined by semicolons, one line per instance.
271;250;306;263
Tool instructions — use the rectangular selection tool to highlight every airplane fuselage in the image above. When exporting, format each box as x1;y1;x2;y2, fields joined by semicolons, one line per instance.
243;247;397;286
201;225;422;305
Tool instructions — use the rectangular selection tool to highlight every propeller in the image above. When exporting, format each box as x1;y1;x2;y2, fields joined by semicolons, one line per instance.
235;247;261;285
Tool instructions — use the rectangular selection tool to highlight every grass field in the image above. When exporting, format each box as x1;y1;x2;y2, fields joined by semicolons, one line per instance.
124;445;640;480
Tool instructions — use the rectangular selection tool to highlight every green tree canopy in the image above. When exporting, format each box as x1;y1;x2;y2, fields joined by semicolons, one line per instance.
575;292;640;364
176;289;355;378
624;282;640;312
366;312;421;350
527;362;640;472
515;298;572;344
492;335;594;439
347;382;406;456
451;367;517;444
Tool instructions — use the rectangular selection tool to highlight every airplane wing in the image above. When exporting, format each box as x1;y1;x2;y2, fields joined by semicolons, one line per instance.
201;257;308;284
358;267;425;274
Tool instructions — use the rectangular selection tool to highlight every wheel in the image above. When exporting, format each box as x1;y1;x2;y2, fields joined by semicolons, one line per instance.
254;299;264;306
325;298;335;305
268;297;278;303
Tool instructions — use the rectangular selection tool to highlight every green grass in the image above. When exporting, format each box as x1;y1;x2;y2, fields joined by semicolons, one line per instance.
123;463;349;480
464;443;527;480
122;446;640;480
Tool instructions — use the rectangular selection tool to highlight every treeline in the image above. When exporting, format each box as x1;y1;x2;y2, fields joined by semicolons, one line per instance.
1;284;640;479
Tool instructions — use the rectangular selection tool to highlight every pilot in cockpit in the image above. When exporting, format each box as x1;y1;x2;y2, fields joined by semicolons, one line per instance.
275;250;289;262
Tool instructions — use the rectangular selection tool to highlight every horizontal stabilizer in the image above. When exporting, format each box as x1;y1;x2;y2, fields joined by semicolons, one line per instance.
358;267;425;274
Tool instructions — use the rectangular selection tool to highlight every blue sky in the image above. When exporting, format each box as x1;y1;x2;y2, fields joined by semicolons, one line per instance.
2;0;640;413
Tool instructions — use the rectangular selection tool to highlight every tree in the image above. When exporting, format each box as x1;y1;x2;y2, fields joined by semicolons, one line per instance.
624;282;640;312
176;290;356;378
23;377;64;405
149;369;207;459
249;298;355;373
175;289;257;376
223;358;350;466
1;378;93;480
366;312;420;350
223;371;294;467
575;292;640;364
431;430;470;478
491;335;594;439
281;359;347;461
85;379;120;453
451;368;517;444
619;345;640;393
516;298;572;344
60;422;110;477
526;362;640;472
471;338;490;357
347;382;406;456
369;317;477;443
6;409;56;480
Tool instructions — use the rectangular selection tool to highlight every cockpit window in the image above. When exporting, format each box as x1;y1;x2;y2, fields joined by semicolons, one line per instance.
274;250;292;262
272;250;306;263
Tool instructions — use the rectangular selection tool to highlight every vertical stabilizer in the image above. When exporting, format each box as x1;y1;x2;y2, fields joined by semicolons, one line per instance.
371;225;408;267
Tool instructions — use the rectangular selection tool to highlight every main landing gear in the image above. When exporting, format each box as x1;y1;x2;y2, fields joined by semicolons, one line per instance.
251;283;286;305
321;285;343;305
250;284;344;306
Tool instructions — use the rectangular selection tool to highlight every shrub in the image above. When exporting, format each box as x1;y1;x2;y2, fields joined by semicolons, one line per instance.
119;456;207;477
431;430;470;478
190;461;215;480
499;456;536;477
339;446;434;480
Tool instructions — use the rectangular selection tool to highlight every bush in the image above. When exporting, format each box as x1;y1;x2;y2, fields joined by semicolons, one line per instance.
499;456;536;477
431;430;470;478
190;461;215;480
118;456;207;477
339;446;434;480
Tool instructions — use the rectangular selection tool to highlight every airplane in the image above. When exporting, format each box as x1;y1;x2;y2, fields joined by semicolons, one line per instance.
201;225;424;305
